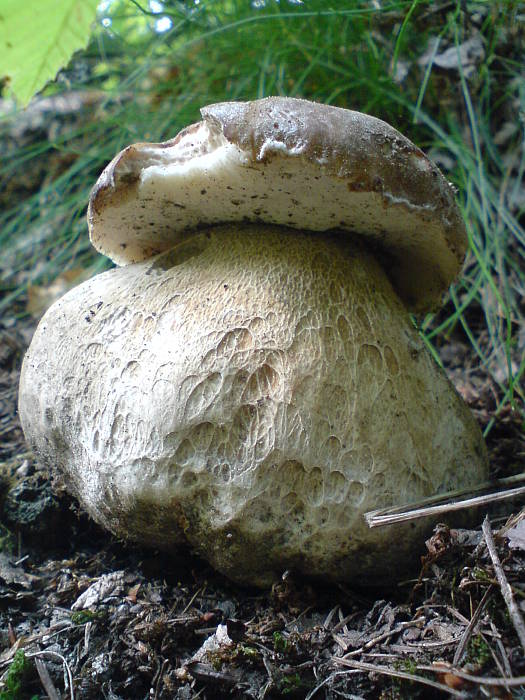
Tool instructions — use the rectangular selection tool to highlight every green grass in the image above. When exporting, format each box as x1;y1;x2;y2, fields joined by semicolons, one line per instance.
1;0;523;427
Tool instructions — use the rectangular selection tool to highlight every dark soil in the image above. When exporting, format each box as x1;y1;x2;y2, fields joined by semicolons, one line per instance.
1;302;524;700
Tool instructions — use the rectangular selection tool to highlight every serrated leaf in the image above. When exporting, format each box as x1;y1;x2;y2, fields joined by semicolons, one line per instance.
0;0;99;107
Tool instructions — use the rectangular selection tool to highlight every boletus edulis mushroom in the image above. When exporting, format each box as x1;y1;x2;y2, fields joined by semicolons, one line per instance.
19;97;488;587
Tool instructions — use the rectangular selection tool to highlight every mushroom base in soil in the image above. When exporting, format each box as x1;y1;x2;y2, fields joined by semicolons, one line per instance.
19;224;488;587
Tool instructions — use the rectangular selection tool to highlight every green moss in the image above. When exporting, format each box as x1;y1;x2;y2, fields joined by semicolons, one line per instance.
205;641;261;671
0;523;15;554
206;650;224;672
467;634;491;666
280;672;301;693
472;567;491;583
0;650;38;700
70;609;104;625
277;672;314;697
396;658;418;675
273;631;288;654
238;644;259;660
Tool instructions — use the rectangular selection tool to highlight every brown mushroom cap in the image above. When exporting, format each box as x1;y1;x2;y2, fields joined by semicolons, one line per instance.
88;97;467;312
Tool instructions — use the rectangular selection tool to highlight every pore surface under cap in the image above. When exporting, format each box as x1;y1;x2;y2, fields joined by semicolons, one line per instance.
88;97;467;312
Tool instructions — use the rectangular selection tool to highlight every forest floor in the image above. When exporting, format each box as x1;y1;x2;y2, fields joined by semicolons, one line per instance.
1;296;524;699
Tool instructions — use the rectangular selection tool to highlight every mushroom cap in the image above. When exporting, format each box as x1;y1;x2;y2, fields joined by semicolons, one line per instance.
88;97;467;313
19;224;488;587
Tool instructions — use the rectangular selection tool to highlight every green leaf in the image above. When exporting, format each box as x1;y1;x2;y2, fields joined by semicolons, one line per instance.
0;0;99;107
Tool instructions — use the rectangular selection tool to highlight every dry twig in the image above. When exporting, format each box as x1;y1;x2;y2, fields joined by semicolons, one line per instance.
34;657;61;700
27;650;74;700
481;632;510;680
340;616;426;657
333;657;469;698
178;584;206;616
0;621;75;667
304;670;362;700
365;474;525;527
482;516;525;654
417;664;525;687
453;585;493;666
489;619;513;678
330;610;361;635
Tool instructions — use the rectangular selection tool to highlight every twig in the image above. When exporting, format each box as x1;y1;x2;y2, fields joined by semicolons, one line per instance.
341;616;425;657
417;664;525;687
179;584;206;616
481;632;509;681
482;516;525;654
323;605;341;630
453;585;493;666
26;651;74;700
0;622;75;667
389;636;463;652
13;554;30;566
83;621;92;658
186;661;240;685
260;652;276;699
365;474;525;528
489;620;512;678
153;658;169;700
333;658;469;698
332;633;349;652
360;652;400;660
304;670;362;700
331;610;361;635
34;657;61;700
446;606;470;626
285;605;315;630
497;508;525;538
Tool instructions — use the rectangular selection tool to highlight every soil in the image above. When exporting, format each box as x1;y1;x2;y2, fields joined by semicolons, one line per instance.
0;300;524;700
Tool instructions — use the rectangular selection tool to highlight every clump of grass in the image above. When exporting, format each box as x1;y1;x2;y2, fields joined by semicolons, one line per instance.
1;0;523;425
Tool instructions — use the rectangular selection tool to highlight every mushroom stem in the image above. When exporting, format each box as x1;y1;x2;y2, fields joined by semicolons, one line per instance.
19;224;488;587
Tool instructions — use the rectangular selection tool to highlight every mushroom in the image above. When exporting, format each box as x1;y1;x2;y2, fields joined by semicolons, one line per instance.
19;97;488;587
